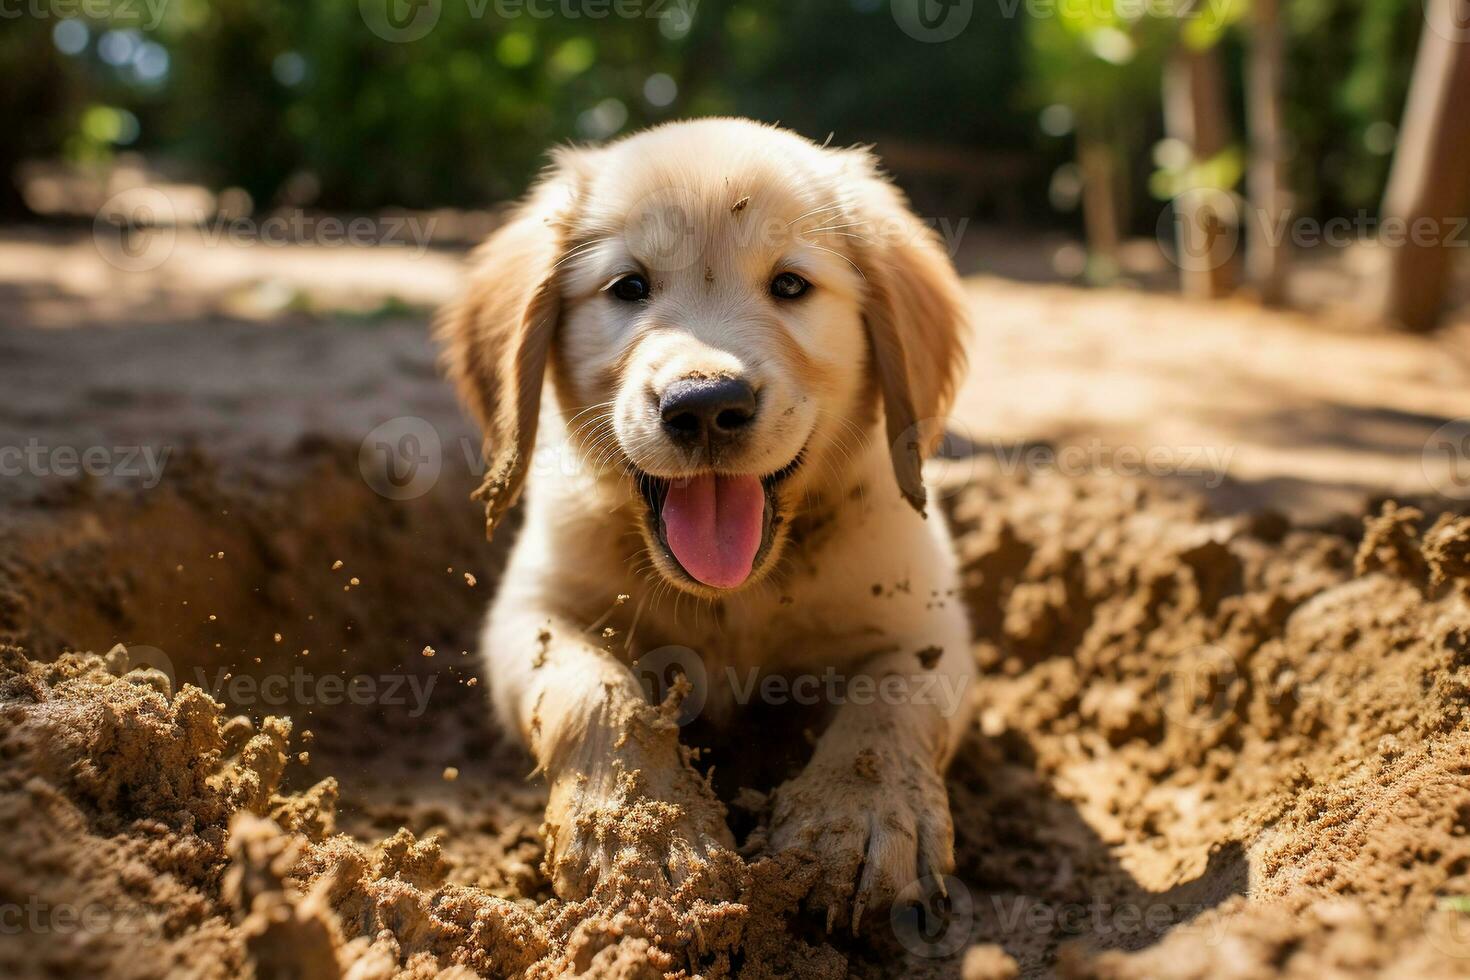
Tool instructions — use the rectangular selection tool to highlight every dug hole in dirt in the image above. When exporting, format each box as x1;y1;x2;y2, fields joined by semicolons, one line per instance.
2;436;1470;978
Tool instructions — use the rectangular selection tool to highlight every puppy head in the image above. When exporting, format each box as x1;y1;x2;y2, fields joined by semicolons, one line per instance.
440;119;966;595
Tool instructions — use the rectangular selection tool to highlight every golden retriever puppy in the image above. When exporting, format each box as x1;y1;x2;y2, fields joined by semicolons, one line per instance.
439;117;974;931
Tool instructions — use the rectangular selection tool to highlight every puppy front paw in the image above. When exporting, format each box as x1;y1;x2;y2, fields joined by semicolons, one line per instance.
544;757;743;905
766;747;954;933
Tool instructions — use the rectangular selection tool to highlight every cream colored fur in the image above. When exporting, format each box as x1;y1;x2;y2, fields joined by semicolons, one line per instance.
438;118;976;931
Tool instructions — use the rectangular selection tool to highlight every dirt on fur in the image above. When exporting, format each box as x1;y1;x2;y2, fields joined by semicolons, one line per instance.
2;447;1469;979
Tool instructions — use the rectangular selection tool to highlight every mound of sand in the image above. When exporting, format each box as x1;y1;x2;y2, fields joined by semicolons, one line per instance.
2;449;1468;978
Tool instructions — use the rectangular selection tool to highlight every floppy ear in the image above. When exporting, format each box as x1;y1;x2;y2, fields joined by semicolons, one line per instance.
847;158;969;516
436;158;584;539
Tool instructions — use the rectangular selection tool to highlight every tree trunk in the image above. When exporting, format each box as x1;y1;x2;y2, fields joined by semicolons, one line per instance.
1079;138;1122;276
1375;0;1470;332
1163;43;1239;298
1246;0;1291;305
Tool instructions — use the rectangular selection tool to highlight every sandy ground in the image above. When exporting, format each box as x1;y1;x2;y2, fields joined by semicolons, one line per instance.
2;229;1470;978
3;226;1468;517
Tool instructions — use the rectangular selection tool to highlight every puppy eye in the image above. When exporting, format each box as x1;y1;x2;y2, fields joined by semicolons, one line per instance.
609;274;650;302
770;272;810;300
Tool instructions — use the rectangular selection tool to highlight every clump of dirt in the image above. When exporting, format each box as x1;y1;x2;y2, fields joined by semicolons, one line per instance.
2;451;1469;978
0;641;844;979
941;476;1470;977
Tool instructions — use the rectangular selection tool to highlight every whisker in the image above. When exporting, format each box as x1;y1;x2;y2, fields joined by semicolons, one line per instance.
552;237;613;271
563;400;617;430
625;593;647;653
805;243;866;280
785;203;846;228
802;221;872;234
804;232;875;245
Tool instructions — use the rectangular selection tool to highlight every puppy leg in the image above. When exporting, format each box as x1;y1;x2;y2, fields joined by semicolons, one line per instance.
485;602;740;901
766;640;975;933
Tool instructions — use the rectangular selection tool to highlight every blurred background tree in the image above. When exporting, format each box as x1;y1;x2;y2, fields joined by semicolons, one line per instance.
3;0;1451;310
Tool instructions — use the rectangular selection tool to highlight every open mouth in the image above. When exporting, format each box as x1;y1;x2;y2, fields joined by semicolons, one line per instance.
635;453;803;591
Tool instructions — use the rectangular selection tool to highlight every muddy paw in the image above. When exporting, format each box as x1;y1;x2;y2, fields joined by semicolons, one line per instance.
766;748;953;933
544;760;743;904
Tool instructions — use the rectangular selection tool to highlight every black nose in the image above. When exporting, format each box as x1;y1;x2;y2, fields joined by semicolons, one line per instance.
659;377;757;444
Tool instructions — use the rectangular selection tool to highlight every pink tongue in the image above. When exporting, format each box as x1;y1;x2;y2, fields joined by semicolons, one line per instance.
660;474;766;589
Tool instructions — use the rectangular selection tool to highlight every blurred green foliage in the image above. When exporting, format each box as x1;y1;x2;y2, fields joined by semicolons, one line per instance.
10;0;1027;211
1287;0;1422;213
1022;0;1420;222
0;0;1429;224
